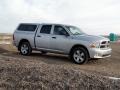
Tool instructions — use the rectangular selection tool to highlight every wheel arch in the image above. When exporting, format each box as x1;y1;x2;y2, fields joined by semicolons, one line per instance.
18;39;30;51
69;44;90;58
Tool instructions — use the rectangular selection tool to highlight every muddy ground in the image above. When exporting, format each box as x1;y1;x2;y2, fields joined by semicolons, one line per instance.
0;42;120;90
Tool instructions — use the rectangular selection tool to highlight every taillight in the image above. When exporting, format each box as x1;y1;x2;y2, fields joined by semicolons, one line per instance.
13;34;15;40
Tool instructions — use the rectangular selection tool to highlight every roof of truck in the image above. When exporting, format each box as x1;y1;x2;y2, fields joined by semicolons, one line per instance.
19;23;74;27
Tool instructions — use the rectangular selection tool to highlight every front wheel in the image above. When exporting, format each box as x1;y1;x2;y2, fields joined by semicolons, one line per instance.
70;47;89;64
19;42;32;55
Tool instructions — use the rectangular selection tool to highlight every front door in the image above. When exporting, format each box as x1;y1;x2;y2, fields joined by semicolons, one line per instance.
50;25;70;53
35;25;52;49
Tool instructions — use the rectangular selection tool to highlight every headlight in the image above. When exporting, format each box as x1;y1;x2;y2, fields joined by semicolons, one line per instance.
90;42;100;48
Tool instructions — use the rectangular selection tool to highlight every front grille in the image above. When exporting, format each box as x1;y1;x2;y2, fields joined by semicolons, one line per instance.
100;45;106;48
100;41;110;49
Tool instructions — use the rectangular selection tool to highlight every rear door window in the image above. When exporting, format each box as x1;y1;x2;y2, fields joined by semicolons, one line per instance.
17;24;37;32
40;25;52;34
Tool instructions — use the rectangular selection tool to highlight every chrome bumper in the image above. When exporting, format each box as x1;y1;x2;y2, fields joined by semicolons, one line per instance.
89;48;112;59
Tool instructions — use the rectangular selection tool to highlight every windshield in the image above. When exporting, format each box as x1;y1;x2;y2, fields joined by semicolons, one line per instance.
66;26;85;35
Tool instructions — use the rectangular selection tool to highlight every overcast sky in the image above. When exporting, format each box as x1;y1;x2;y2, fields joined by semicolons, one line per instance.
0;0;120;35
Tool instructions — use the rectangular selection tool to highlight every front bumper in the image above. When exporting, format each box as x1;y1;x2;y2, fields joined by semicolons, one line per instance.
89;48;112;59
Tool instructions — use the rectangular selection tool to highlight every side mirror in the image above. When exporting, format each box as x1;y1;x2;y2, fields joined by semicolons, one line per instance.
62;32;69;36
65;33;70;37
59;30;70;36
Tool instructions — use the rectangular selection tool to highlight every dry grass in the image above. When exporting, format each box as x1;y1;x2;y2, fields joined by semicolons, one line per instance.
0;57;120;90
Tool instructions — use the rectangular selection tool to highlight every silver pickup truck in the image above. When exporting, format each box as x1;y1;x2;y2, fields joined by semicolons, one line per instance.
13;23;112;64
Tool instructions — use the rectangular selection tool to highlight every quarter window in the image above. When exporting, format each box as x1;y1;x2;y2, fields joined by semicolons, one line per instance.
40;25;52;34
17;24;37;31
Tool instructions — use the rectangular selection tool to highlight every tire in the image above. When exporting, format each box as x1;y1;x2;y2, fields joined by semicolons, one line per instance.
70;47;89;64
19;42;32;55
41;51;47;54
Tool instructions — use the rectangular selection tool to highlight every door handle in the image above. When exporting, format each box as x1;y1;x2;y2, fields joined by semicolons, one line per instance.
37;35;41;37
52;37;56;39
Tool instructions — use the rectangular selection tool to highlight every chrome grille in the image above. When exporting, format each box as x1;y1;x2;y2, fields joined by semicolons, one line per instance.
100;41;110;49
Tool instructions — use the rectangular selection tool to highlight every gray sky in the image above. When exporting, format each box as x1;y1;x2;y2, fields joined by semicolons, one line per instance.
0;0;120;35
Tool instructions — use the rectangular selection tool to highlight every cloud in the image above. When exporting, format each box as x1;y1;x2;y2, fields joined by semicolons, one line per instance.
0;0;120;35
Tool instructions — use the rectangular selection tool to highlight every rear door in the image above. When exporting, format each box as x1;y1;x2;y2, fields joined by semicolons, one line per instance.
35;24;53;49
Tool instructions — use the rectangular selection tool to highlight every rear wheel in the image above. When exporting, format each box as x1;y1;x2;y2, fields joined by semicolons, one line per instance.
19;42;32;55
70;47;89;64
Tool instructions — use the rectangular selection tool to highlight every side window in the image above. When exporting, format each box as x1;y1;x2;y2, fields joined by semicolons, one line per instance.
17;24;37;31
54;25;69;35
40;25;52;34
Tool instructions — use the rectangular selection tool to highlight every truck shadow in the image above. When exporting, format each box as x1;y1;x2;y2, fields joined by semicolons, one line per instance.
30;52;72;64
31;53;104;65
21;52;100;65
12;52;101;65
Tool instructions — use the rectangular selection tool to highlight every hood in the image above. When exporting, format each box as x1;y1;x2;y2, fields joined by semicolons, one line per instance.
72;34;108;42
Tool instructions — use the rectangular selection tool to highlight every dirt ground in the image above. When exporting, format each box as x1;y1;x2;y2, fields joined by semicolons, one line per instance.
0;42;120;89
0;43;120;77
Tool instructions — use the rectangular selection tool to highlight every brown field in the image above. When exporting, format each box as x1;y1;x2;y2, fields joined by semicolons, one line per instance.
0;35;120;90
